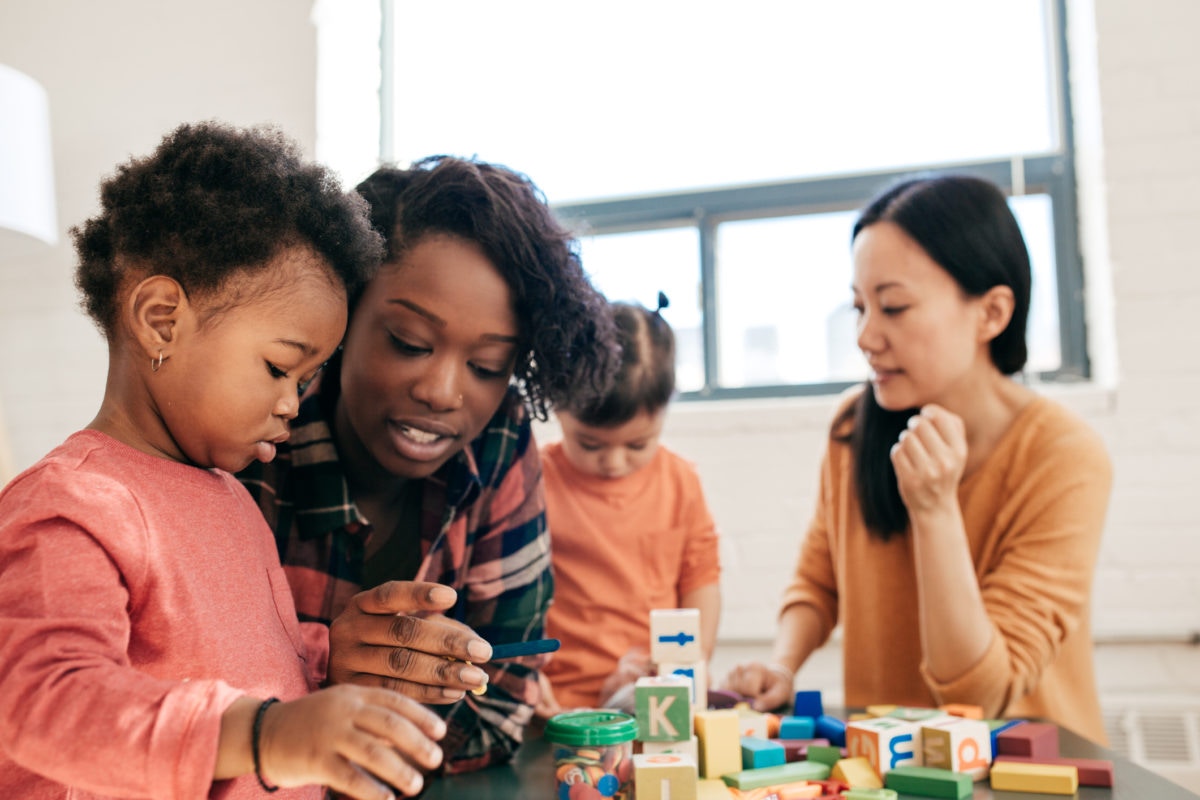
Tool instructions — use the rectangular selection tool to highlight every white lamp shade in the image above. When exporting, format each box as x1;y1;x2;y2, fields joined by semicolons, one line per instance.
0;63;58;252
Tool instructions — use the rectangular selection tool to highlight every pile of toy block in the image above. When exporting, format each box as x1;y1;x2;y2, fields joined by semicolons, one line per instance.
623;610;1114;798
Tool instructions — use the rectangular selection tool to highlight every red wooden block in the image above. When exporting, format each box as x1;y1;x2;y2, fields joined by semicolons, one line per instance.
995;721;1059;759
994;754;1114;787
808;779;849;795
770;738;831;762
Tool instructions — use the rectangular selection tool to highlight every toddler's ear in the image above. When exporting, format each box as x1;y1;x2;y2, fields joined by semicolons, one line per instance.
127;275;188;359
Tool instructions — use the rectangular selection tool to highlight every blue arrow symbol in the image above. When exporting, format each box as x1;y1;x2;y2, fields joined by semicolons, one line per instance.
657;631;696;647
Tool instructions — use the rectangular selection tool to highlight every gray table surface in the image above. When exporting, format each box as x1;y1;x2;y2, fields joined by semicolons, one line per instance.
422;718;1200;799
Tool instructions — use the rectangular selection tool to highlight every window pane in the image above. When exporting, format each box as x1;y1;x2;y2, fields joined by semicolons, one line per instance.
1011;194;1063;373
390;0;1054;202
577;228;704;393
715;213;866;388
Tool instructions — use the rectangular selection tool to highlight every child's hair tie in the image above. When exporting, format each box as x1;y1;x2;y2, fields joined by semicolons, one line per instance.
654;291;669;314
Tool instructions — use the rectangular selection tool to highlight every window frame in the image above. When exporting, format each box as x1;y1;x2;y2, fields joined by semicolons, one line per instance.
381;0;1085;401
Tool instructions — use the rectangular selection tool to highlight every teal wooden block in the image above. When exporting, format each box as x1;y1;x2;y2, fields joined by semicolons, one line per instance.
740;736;785;769
778;715;816;739
720;759;831;789
884;765;972;799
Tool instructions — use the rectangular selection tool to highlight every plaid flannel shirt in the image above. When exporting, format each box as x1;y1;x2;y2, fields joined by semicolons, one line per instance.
238;384;551;774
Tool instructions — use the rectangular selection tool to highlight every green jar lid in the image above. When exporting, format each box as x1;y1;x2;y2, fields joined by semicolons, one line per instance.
544;710;638;746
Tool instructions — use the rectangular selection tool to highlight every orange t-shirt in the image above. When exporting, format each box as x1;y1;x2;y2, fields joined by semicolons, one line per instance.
541;443;721;710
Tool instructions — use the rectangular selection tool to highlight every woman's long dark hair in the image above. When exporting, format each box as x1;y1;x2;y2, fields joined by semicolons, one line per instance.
836;174;1032;540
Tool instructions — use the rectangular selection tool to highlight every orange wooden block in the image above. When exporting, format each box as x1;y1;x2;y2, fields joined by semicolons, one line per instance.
938;703;984;720
990;761;1078;795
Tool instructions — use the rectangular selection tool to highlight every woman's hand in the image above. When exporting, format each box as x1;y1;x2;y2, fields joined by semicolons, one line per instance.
721;661;794;712
328;581;491;701
258;685;446;799
890;404;968;515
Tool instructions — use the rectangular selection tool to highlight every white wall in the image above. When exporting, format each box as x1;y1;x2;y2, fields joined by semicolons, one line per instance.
0;0;318;476
1;0;1197;693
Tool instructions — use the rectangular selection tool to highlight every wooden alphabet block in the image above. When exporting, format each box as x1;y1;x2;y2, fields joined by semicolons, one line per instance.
634;752;699;800
845;716;919;776
994;721;1059;759
989;761;1079;795
883;765;972;799
920;717;991;781
651;608;703;663
643;734;699;760
658;660;708;711
636;675;693;742
994;754;1114;787
694;709;742;780
740;735;786;769
865;704;898;718
831;756;884;789
737;708;769;738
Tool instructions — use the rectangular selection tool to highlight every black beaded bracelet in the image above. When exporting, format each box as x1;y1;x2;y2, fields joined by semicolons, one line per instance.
252;697;281;793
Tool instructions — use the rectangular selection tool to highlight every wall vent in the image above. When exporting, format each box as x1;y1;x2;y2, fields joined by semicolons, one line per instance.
1103;705;1200;794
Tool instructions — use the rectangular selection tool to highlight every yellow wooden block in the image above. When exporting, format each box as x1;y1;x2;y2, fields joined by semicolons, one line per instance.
696;778;735;799
990;761;1079;795
695;709;742;780
832;756;884;789
848;712;873;722
866;704;898;718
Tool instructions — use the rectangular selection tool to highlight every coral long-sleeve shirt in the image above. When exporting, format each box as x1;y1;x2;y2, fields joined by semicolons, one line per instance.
541;444;721;710
782;396;1111;742
0;431;326;799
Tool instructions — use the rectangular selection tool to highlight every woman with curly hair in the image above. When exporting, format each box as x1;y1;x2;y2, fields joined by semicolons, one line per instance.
238;156;621;774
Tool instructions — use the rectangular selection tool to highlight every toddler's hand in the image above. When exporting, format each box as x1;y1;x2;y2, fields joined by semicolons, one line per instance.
534;671;564;720
721;661;794;712
259;684;445;799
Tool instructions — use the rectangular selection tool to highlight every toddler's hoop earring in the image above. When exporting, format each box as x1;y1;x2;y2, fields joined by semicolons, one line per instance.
152;351;164;373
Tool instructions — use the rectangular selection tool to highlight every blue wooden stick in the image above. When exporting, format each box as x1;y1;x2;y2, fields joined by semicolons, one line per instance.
489;638;560;661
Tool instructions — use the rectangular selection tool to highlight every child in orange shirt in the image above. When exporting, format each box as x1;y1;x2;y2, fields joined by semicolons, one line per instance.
536;295;721;715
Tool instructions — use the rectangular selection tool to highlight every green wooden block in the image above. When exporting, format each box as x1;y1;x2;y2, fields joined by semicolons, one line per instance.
884;765;972;799
805;744;842;767
886;706;945;722
635;676;692;741
845;790;898;800
720;759;831;789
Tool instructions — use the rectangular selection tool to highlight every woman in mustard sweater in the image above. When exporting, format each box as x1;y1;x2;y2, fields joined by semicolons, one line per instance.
723;174;1112;743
